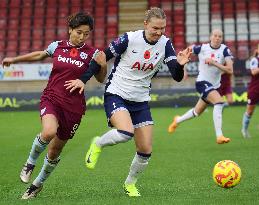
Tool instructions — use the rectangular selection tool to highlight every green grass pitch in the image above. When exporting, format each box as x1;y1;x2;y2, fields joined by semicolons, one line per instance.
0;106;259;205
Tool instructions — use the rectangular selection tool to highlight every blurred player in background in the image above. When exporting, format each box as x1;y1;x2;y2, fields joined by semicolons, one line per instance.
65;7;191;197
218;73;233;106
2;12;106;199
241;47;259;138
168;29;233;144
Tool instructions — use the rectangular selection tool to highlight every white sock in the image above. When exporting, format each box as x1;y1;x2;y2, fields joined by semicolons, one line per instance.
177;108;198;123
242;112;251;131
27;133;48;165
96;129;133;147
33;154;60;187
213;103;224;137
125;152;151;185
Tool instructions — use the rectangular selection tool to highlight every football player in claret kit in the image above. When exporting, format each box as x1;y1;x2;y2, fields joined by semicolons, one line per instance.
2;12;107;199
218;73;233;106
65;7;191;197
241;47;259;138
168;29;234;144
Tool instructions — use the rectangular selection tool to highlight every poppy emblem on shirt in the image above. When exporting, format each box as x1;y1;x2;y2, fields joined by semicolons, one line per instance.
144;50;151;59
70;48;78;57
80;52;88;60
211;53;215;59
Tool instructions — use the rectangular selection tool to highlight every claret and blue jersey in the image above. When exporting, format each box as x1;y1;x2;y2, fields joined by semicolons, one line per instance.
42;40;98;115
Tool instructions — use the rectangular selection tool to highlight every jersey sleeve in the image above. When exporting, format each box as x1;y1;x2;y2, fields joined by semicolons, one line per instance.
164;39;177;64
108;33;128;57
45;41;59;57
223;46;233;59
79;60;100;83
192;45;202;55
163;40;184;82
250;57;259;70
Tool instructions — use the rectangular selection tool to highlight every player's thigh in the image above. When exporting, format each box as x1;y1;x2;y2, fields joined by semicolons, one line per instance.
104;94;134;132
110;110;134;132
134;125;153;154
194;98;208;114
48;136;68;160
206;90;223;104
41;114;59;141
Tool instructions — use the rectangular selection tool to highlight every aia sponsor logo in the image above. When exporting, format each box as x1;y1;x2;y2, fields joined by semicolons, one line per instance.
131;62;154;71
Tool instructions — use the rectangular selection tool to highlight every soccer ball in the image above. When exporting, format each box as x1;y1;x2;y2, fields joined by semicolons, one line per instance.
212;160;241;188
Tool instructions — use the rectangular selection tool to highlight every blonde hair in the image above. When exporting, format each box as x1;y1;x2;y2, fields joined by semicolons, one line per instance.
144;7;166;22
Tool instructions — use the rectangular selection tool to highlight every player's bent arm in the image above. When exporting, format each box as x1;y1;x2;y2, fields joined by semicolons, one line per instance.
213;58;233;74
93;51;108;83
80;60;102;83
167;60;184;82
94;64;107;83
251;67;259;76
80;48;113;84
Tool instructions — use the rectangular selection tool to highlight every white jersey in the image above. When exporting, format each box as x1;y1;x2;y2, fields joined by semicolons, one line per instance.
105;30;178;102
193;43;232;88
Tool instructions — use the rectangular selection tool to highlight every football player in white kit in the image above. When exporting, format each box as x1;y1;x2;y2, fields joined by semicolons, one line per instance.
168;29;233;144
65;7;191;196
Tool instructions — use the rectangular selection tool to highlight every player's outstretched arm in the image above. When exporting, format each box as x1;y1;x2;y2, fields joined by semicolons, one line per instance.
2;51;48;67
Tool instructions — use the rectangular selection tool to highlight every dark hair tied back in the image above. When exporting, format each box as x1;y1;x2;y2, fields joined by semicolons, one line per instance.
68;12;94;30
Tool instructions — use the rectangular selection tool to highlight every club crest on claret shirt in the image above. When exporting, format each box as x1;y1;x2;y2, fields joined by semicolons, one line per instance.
80;52;88;60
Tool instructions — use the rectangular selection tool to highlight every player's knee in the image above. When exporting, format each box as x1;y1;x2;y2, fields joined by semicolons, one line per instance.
117;129;134;142
41;128;57;141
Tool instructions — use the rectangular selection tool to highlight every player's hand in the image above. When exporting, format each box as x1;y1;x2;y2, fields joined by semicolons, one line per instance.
177;47;192;65
205;58;215;65
64;79;85;94
94;51;106;67
2;57;15;67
